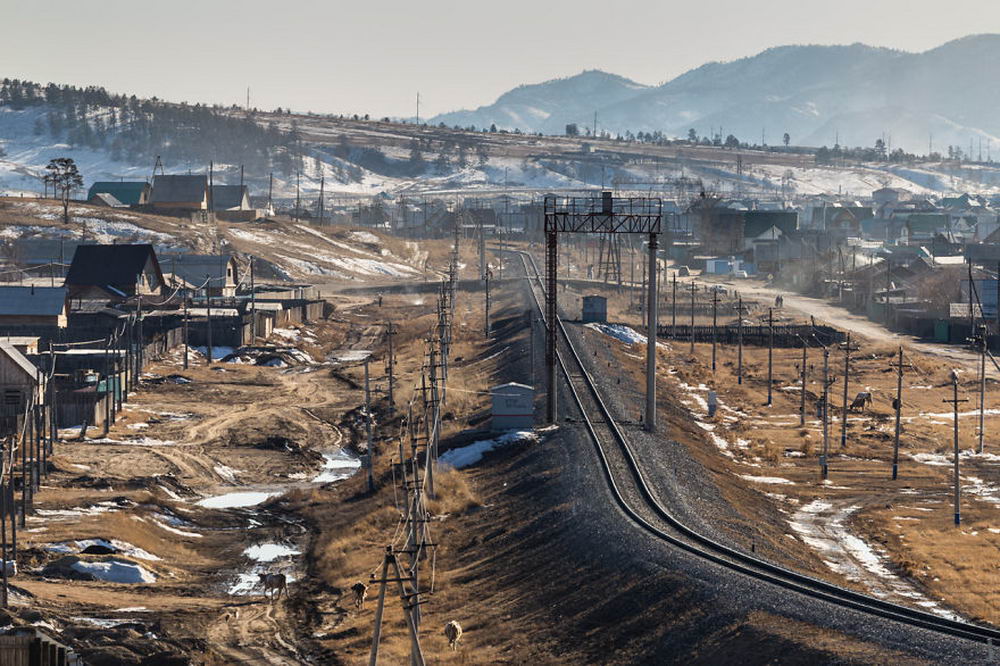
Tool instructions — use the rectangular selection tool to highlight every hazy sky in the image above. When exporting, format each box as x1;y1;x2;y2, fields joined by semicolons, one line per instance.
3;0;997;118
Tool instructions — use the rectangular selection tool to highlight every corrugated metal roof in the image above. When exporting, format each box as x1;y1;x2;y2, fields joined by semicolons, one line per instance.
150;175;207;204
210;185;248;210
0;286;67;316
65;245;163;290
87;181;149;205
91;192;126;207
13;238;85;265
160;254;234;286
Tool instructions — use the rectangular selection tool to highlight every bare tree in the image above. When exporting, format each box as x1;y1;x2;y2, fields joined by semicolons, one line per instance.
44;157;83;224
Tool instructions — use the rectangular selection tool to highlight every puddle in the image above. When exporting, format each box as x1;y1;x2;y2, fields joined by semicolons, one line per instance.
196;491;281;509
313;450;362;483
244;543;300;562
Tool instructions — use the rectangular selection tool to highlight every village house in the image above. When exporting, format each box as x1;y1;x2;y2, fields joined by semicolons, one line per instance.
87;181;151;207
0;342;40;434
210;185;251;211
149;174;209;211
9;238;84;278
161;254;239;298
0;286;69;328
64;244;165;301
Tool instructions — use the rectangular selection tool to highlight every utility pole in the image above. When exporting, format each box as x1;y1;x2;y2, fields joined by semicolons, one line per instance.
386;323;396;418
944;370;968;525
977;325;987;454
767;307;774;405
318;176;325;225
711;289;718;372
840;332;852;449
484;269;491;338
645;232;659;432
364;357;374;493
294;171;301;222
821;347;831;480
671;274;677;338
736;295;746;384
183;297;189;369
205;277;213;365
267;172;273;212
799;338;808;427
249;255;256;343
689;282;696;354
890;346;910;480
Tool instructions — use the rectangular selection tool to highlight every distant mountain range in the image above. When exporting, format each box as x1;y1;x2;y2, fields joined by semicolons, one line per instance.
430;35;1000;154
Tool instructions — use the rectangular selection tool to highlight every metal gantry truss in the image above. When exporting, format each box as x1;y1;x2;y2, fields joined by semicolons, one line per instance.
543;193;662;431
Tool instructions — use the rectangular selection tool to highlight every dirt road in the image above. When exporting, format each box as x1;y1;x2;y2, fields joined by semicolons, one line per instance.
709;277;998;376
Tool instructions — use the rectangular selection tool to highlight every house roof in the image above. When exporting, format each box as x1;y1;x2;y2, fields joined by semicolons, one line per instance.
0;286;66;317
91;192;126;207
65;244;163;289
150;175;208;204
0;342;38;382
87;181;149;206
744;211;797;238
13;238;85;265
160;254;234;288
905;213;949;235
210;185;248;210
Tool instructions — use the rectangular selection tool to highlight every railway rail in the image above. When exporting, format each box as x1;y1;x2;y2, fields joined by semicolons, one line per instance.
514;249;1000;646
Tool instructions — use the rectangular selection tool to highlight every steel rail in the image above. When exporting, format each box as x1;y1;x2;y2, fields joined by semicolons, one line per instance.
515;249;1000;645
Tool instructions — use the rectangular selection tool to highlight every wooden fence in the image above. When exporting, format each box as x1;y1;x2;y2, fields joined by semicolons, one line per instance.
657;324;845;347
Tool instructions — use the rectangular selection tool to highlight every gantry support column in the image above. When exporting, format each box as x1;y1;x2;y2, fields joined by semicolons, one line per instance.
545;231;558;423
646;232;659;431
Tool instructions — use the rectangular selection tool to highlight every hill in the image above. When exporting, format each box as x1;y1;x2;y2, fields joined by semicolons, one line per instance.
430;70;650;134
430;35;1000;153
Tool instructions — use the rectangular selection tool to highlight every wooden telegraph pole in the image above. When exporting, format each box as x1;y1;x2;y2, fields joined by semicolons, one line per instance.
821;346;832;480
711;289;718;372
944;369;968;525
735;295;746;385
671;274;677;337
840;332;853;449
689;282;696;354
890;346;911;480
977;325;987;454
364;357;374;493
798;337;808;427
766;307;774;406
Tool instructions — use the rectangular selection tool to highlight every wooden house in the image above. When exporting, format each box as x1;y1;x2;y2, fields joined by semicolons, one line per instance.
0;286;68;328
149;175;208;210
64;245;165;301
87;181;151;207
0;342;40;434
161;254;239;298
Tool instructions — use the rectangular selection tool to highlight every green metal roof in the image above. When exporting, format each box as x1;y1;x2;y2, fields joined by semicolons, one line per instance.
87;181;149;205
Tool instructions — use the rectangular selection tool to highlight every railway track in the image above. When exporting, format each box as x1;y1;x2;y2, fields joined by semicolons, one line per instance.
514;249;1000;646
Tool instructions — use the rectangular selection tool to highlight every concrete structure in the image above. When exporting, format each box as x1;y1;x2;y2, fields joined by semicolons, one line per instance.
581;295;607;323
491;382;534;431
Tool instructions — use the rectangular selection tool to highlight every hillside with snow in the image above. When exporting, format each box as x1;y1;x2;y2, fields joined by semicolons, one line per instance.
0;198;434;284
430;35;1000;155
